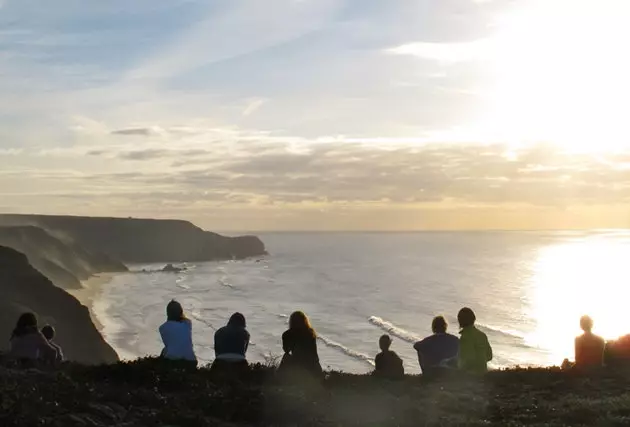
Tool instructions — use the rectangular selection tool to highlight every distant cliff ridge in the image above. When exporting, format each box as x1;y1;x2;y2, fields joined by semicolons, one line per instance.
0;246;119;364
0;226;127;289
0;214;267;263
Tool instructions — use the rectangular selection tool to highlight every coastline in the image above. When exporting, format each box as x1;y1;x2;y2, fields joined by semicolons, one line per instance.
67;273;115;333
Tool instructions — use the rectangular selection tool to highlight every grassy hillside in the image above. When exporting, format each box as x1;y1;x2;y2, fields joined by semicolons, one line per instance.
2;357;630;426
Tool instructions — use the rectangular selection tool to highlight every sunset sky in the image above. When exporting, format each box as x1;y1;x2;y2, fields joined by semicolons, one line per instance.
1;0;629;231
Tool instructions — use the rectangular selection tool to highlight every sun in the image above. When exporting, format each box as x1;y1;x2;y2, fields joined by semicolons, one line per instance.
476;0;630;152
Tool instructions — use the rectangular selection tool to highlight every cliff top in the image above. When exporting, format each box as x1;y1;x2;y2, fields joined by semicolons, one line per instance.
1;357;630;427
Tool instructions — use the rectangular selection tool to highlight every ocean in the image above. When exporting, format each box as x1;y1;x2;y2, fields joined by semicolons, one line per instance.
92;231;630;374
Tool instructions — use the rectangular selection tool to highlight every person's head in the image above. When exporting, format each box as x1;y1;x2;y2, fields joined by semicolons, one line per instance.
41;325;55;341
457;307;476;329
12;312;38;338
289;311;315;336
228;312;246;328
580;315;594;333
432;316;448;334
166;300;185;322
379;334;392;351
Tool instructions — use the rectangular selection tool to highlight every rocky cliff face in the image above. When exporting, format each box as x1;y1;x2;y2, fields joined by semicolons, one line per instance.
0;214;267;263
0;246;118;364
0;226;127;289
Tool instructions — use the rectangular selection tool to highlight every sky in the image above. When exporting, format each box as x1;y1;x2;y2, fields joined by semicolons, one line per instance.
1;0;630;231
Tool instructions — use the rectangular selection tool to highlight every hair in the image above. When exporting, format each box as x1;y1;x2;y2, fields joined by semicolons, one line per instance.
432;316;448;333
580;315;594;332
41;325;55;341
289;311;316;337
379;334;392;351
228;312;246;328
12;312;38;339
457;307;476;329
166;300;185;322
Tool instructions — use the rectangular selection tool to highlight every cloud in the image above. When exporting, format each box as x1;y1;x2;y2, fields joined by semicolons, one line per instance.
387;39;491;62
242;98;267;117
111;128;157;137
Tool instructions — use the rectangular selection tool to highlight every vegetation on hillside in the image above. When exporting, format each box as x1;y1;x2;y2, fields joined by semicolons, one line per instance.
2;357;630;426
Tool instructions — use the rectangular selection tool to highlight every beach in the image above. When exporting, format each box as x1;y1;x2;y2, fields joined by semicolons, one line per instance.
67;273;115;333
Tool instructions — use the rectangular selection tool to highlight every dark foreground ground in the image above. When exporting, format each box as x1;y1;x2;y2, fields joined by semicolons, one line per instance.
1;358;630;427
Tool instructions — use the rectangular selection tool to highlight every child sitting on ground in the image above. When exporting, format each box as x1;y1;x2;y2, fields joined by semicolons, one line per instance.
374;334;404;379
41;325;64;363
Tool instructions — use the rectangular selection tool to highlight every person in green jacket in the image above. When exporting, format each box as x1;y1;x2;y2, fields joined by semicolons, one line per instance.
457;307;493;373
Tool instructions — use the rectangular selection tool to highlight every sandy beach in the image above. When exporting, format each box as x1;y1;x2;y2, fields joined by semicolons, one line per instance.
67;273;115;333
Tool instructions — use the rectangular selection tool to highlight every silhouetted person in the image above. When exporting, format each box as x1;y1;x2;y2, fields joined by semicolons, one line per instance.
211;312;250;376
414;316;459;375
374;334;404;379
41;325;64;363
8;312;57;365
159;300;197;366
575;315;605;368
457;308;492;374
279;311;323;377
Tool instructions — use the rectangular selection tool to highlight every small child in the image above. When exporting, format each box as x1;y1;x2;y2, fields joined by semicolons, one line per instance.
374;334;404;379
41;325;64;363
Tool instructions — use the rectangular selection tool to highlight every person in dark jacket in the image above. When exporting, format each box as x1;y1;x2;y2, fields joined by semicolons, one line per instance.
414;316;459;376
212;312;250;375
278;311;323;377
374;334;404;379
8;312;57;365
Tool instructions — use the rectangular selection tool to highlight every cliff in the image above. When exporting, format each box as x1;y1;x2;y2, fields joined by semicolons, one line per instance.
0;226;127;289
0;246;119;364
0;214;267;263
1;358;630;426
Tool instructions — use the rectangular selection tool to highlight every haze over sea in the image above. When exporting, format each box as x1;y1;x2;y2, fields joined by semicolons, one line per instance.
93;231;630;374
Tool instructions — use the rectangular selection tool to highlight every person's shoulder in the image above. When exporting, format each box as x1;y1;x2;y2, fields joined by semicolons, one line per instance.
446;333;459;341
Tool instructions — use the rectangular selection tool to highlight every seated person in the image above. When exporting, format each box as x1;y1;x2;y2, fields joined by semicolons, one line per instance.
41;325;64;363
212;312;250;374
414;316;459;375
159;300;197;366
457;307;493;374
575;315;605;368
9;312;57;364
374;334;404;379
279;311;323;378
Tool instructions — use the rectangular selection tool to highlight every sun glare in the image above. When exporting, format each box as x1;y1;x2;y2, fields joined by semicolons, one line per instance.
528;233;630;364
477;0;630;152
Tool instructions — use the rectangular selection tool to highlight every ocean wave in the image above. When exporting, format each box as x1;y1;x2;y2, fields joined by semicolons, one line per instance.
218;277;233;288
317;334;375;367
190;311;216;330
368;316;421;343
476;323;526;341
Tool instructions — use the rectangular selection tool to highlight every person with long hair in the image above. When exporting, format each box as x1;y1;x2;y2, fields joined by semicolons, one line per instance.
158;300;197;365
8;312;58;364
279;311;322;376
457;307;492;374
211;312;250;375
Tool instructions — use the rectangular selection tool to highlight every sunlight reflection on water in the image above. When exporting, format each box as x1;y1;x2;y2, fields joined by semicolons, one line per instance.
529;234;630;364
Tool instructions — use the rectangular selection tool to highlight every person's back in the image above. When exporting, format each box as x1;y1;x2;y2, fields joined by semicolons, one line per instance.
374;335;404;379
41;325;64;363
280;311;322;376
457;308;492;374
414;316;459;374
575;315;605;368
159;300;196;363
214;312;250;361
